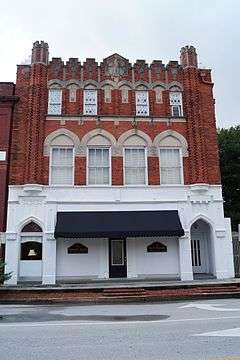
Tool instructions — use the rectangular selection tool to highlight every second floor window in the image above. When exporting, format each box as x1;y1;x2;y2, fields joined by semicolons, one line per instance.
169;92;183;117
124;148;147;185
84;89;97;115
136;90;149;116
88;148;110;185
50;147;74;185
159;148;182;185
48;89;62;115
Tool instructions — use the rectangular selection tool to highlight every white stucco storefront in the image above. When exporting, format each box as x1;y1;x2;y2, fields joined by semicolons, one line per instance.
4;184;235;285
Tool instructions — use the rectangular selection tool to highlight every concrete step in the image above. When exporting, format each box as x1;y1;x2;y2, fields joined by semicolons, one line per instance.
103;288;146;297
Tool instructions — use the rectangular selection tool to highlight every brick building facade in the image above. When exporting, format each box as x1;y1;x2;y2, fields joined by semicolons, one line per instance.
0;83;18;258
4;41;234;284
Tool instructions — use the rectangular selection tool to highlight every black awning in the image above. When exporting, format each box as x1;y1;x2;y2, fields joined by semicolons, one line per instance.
54;210;184;239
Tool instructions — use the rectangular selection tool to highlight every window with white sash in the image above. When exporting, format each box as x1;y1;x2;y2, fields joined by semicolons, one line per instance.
88;148;110;185
84;89;97;115
169;92;183;117
50;147;74;185
124;148;147;185
159;148;182;184
136;91;149;116
48;89;62;115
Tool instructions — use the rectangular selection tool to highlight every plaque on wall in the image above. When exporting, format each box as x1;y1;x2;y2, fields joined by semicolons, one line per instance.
147;242;167;253
68;243;88;254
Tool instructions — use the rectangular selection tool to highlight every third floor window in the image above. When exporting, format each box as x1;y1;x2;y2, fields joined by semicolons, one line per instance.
48;89;62;115
136;90;149;116
84;89;97;115
169;92;183;117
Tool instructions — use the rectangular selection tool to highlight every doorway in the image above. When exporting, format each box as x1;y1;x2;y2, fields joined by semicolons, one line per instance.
191;219;213;275
109;239;127;278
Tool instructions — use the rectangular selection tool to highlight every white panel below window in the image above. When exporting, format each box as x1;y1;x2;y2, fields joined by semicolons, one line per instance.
0;151;6;161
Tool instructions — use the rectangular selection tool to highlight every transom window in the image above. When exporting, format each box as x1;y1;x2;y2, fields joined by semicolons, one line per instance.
136;91;149;116
48;89;62;115
169;92;183;117
124;148;147;185
88;148;110;185
50;147;74;185
84;89;97;115
159;148;182;184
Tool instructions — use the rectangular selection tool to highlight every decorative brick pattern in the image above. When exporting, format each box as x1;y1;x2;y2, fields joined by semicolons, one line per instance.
8;42;221;187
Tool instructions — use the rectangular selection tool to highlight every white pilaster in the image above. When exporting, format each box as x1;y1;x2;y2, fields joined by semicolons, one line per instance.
4;233;19;285
127;238;138;278
99;238;108;278
214;218;235;279
178;232;193;281
42;233;56;284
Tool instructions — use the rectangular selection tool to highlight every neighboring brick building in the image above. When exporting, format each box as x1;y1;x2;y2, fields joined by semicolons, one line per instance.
0;82;18;259
4;41;234;284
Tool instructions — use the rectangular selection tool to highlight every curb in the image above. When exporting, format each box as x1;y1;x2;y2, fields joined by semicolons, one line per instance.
0;291;240;306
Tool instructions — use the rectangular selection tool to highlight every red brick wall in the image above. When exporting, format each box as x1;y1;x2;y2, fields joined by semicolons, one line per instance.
9;50;221;187
0;83;17;232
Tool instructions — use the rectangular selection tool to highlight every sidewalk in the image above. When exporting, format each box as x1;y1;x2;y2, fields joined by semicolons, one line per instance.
1;278;240;304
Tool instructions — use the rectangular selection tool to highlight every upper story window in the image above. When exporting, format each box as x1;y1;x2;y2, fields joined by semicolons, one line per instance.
136;90;149;116
48;89;62;115
50;147;74;185
88;148;110;185
124;148;147;185
159;148;183;185
169;91;183;117
84;89;97;115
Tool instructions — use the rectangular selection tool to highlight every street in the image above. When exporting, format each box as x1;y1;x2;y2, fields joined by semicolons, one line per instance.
1;299;240;359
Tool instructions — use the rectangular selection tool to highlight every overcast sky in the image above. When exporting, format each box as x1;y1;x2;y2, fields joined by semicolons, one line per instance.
1;0;239;128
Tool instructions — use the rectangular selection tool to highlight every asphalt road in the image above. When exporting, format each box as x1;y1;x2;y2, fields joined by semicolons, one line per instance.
1;299;240;360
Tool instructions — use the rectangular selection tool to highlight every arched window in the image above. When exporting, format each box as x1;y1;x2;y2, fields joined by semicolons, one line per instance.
50;134;74;185
154;130;188;185
135;86;149;116
83;85;97;115
20;222;43;261
82;130;116;186
48;85;62;115
68;243;88;254
147;242;167;253
169;86;183;117
123;135;148;185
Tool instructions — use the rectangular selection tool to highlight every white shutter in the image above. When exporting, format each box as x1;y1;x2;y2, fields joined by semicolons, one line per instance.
84;90;97;115
136;91;149;116
50;148;73;185
48;89;62;115
88;148;110;185
160;148;182;184
124;148;146;185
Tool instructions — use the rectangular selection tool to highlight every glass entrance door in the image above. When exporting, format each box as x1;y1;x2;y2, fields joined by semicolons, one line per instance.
109;239;127;278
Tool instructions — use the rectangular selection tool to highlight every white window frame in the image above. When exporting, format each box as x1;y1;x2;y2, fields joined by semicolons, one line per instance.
86;146;111;186
83;89;98;115
49;146;75;186
48;89;62;115
123;147;148;186
169;91;183;117
159;147;184;185
135;90;149;116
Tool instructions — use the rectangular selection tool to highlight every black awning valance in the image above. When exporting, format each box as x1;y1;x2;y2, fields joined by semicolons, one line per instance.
54;210;184;239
